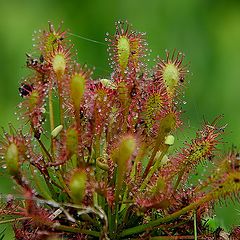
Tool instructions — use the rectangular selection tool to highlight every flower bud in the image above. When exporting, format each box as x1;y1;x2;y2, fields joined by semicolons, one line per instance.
70;74;86;112
155;151;169;166
5;143;19;176
156;112;176;151
69;170;87;204
52;53;66;77
164;135;175;146
51;125;63;138
100;79;116;89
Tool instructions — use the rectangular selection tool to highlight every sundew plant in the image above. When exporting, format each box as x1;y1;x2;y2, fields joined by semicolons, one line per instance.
0;21;240;239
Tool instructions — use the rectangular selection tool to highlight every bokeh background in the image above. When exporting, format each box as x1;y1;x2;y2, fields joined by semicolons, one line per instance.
0;0;240;238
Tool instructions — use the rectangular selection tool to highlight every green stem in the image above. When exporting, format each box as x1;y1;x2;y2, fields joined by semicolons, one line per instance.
143;143;160;178
194;210;197;240
36;138;52;162
75;109;81;131
120;194;212;237
53;224;100;237
30;122;52;162
48;82;55;157
113;206;119;235
42;174;59;199
120;187;128;213
120;145;146;212
140;146;169;191
108;207;114;237
132;144;146;180
57;75;64;127
30;165;52;200
150;236;206;240
0;217;31;225
174;168;184;191
95;134;101;160
143;114;175;178
55;171;71;197
48;85;55;131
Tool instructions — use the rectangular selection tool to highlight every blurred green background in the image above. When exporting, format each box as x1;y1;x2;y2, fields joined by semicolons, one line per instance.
0;0;240;238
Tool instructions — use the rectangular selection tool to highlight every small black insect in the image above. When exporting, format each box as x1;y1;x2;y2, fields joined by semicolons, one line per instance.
19;83;34;97
34;129;41;139
130;84;137;98
80;107;85;119
52;36;64;44
131;50;137;55
39;54;44;63
26;53;39;67
214;227;224;239
26;53;51;75
179;76;184;83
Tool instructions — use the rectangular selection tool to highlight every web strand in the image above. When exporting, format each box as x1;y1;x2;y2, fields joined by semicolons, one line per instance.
67;32;106;46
